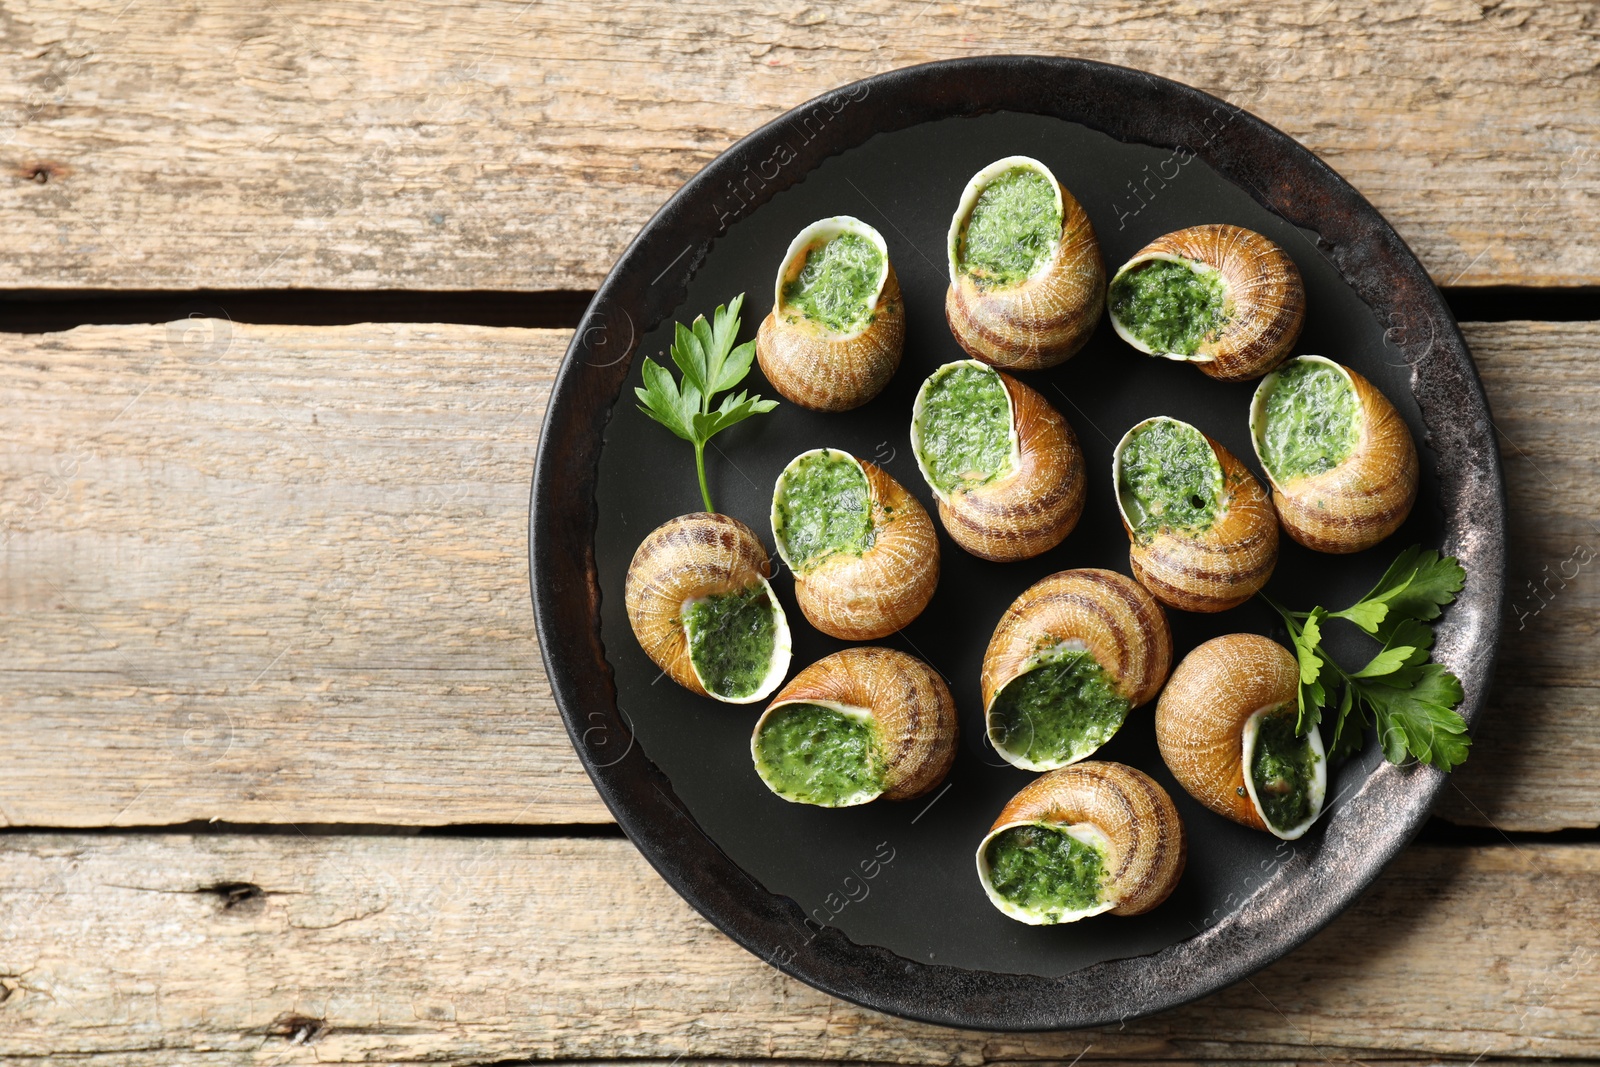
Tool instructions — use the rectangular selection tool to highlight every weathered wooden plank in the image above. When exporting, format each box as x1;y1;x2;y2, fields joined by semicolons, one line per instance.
0;320;1593;829
1;1;1596;291
0;835;1595;1062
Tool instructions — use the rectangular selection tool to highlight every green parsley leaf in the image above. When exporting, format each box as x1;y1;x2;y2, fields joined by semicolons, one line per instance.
634;294;777;512
1260;545;1471;772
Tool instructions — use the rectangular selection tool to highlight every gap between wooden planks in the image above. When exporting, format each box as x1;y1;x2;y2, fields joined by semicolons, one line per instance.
0;321;1594;830
0;1;1597;291
0;834;1595;1062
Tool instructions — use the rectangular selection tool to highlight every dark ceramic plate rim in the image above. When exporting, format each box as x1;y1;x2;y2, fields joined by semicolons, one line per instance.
530;56;1506;1031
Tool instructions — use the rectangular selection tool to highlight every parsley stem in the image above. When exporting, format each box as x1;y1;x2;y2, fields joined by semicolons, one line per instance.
694;440;713;513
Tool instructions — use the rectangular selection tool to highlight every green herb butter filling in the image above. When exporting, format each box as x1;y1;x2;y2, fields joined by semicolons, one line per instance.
1258;359;1361;483
914;364;1014;495
782;232;884;335
1117;419;1223;540
1110;258;1229;356
753;702;883;806
983;823;1107;920
773;451;875;574
1249;708;1321;834
958;168;1062;288
988;646;1131;767
682;586;778;700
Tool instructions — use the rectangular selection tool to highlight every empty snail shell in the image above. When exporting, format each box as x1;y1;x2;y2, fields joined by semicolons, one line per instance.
751;647;958;807
1250;355;1420;553
1113;416;1278;612
976;761;1186;925
945;156;1105;370
770;448;939;640
910;360;1086;562
624;512;793;704
1108;224;1305;382
981;569;1172;771
1155;633;1327;840
756;216;904;411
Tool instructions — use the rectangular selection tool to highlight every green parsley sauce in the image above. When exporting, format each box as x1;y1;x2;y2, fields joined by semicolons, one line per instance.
753;702;883;805
773;451;875;575
958;168;1062;288
988;647;1130;767
1259;359;1361;482
1249;709;1320;833
983;823;1107;920
682;585;777;699
1117;419;1223;541
1110;258;1229;356
915;364;1014;495
782;232;884;334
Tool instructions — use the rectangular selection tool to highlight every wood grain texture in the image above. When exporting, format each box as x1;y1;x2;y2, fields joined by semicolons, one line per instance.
0;834;1596;1062
1;1;1596;291
0;321;1594;829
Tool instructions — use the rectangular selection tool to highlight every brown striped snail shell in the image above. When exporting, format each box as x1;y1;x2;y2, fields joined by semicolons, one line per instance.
980;569;1172;770
1109;224;1305;381
1113;416;1278;613
910;360;1086;562
1249;355;1420;554
976;761;1187;924
945;156;1105;371
756;217;904;411
1155;633;1327;840
751;647;958;807
624;512;793;704
770;448;939;640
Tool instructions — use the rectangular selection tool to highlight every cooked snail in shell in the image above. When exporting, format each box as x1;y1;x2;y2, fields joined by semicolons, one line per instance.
981;569;1172;771
1108;224;1305;381
770;448;938;640
1250;355;1419;554
910;360;1085;562
756;216;904;411
624;512;792;704
751;647;957;807
945;156;1105;371
976;761;1186;925
1155;633;1326;840
1113;416;1278;612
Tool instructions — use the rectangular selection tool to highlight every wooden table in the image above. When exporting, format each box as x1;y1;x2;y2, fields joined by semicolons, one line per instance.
2;3;1597;1063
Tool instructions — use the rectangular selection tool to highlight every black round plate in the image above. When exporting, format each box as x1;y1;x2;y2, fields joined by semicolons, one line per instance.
531;57;1505;1030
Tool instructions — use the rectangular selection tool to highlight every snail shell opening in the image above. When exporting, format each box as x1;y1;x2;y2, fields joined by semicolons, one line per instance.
624;513;794;704
909;360;1021;508
1107;224;1305;382
1241;704;1328;841
757;216;904;411
975;820;1118;925
944;155;1105;370
1112;415;1278;612
1249;355;1420;554
750;648;958;808
769;447;939;640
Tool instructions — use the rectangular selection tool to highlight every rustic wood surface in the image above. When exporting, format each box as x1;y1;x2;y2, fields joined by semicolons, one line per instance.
0;319;1591;831
1;1;1598;292
0;834;1595;1064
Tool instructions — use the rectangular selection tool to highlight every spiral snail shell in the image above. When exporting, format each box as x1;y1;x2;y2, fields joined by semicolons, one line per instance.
1108;224;1305;382
910;360;1086;562
945;156;1105;371
756;217;904;411
980;569;1172;771
751;647;958;807
1250;355;1420;554
770;448;938;640
624;512;793;704
1155;633;1327;840
1113;416;1278;612
976;761;1186;925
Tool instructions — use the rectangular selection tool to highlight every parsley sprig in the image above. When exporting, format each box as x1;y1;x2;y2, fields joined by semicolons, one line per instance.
1261;546;1471;772
634;294;778;512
